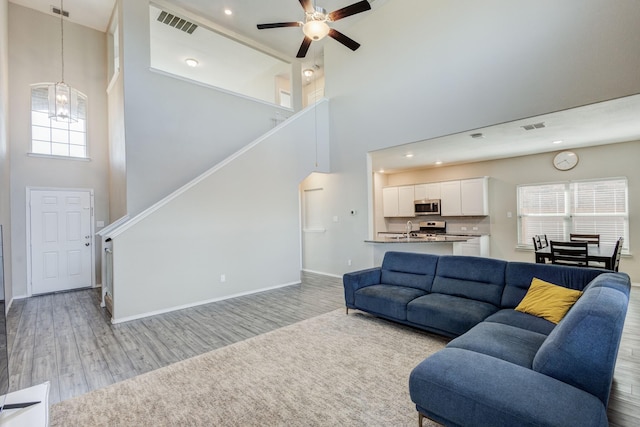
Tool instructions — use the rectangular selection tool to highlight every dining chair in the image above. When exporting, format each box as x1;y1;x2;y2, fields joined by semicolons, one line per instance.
570;233;600;246
532;235;549;263
550;241;589;267
611;237;624;272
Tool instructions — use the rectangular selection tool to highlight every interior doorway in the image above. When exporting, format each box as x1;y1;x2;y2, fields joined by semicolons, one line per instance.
27;188;94;295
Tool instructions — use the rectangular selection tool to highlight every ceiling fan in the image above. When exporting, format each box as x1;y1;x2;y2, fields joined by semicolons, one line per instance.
257;0;372;58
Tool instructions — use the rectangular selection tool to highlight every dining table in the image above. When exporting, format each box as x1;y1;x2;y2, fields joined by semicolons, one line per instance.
535;243;616;270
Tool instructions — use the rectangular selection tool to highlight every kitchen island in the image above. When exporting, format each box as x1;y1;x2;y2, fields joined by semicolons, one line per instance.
366;234;489;264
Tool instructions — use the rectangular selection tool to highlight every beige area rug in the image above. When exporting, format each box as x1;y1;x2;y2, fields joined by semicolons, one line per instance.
50;309;448;427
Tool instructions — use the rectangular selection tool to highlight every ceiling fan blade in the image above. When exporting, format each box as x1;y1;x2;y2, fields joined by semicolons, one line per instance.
328;0;371;21
328;28;361;51
257;22;302;30
299;0;315;14
297;36;313;58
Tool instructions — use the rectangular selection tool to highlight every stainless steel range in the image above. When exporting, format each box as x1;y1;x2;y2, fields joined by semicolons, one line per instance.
418;220;446;236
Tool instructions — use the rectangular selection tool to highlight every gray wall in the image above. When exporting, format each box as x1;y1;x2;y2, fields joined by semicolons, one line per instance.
7;4;109;297
117;0;294;216
301;0;640;277
0;0;11;303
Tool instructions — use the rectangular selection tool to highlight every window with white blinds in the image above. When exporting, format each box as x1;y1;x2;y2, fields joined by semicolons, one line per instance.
30;84;88;158
517;178;628;250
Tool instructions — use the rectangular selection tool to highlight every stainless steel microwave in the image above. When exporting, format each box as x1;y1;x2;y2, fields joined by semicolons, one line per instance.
414;199;441;215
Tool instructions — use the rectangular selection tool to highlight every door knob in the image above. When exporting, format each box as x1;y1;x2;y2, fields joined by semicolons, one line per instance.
85;243;90;246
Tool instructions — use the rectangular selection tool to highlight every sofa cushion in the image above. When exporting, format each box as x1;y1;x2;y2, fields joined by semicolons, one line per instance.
354;285;426;321
533;284;629;406
431;256;507;306
380;251;439;292
407;293;499;337
484;309;555;335
447;322;547;368
410;348;609;427
514;278;583;324
502;262;603;308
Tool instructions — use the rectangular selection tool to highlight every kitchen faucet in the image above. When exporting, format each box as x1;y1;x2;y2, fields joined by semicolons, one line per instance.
406;220;413;237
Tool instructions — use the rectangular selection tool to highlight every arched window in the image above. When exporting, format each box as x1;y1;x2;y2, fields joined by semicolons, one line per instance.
30;84;88;158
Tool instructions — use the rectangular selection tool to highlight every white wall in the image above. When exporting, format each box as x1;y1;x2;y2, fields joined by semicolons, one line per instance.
383;140;640;281
0;0;11;304
301;0;640;276
118;0;295;216
108;101;329;322
7;4;109;297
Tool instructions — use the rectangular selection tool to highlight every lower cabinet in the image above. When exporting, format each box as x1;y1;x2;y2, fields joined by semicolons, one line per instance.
453;236;490;257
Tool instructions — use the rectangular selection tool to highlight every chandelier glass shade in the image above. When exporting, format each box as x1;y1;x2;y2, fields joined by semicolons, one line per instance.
302;20;330;41
48;82;78;122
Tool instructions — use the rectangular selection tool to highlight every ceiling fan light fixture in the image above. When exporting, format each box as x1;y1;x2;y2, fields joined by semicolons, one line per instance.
303;68;314;77
303;20;330;40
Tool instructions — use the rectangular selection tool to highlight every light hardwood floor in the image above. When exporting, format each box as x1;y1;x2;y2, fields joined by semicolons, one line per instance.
5;274;640;426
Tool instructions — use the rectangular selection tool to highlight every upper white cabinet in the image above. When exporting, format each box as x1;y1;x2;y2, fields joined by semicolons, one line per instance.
383;185;415;217
414;183;441;200
440;181;462;216
441;177;489;216
461;177;489;216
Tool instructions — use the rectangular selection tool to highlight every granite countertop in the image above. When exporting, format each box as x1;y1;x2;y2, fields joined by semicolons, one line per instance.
365;234;475;243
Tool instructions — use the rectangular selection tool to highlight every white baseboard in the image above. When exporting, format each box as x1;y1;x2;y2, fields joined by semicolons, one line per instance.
110;280;301;324
301;269;342;279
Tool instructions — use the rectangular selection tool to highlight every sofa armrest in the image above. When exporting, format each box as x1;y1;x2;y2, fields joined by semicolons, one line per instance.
409;348;607;427
343;267;381;307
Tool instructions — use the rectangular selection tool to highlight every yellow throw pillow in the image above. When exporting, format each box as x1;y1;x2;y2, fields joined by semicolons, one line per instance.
514;278;583;324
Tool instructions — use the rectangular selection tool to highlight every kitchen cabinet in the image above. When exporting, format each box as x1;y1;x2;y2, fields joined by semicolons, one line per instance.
440;181;462;216
453;235;490;257
382;186;415;217
461;177;489;216
441;177;488;216
414;183;441;200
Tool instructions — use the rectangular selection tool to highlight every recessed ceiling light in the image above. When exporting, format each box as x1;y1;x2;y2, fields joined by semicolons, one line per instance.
435;161;443;165
378;169;385;173
552;140;563;144
224;9;233;16
303;68;314;77
404;153;414;158
185;58;199;67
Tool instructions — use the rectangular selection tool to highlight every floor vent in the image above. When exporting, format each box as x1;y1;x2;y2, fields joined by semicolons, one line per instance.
157;10;198;34
521;122;546;131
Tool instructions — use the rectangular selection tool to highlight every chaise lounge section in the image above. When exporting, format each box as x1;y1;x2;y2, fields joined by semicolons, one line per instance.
343;251;630;426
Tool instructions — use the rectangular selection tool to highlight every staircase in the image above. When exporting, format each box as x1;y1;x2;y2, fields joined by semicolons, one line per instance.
100;100;330;323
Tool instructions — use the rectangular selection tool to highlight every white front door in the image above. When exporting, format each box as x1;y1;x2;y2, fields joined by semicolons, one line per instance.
29;189;93;295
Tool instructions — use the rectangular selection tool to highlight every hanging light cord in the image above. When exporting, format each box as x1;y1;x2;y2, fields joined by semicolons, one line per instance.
60;0;65;83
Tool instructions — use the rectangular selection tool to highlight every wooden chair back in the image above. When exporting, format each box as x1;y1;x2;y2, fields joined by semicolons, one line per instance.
612;237;624;272
532;234;549;250
570;233;600;246
550;241;589;267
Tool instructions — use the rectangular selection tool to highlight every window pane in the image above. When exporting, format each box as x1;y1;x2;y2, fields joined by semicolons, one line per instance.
31;84;88;159
32;126;51;142
32;140;51;155
51;143;69;156
69;131;85;146
51;128;69;143
69;145;86;158
32;111;50;127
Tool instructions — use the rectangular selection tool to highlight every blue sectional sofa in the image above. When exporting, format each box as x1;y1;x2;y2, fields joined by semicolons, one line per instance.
343;251;631;427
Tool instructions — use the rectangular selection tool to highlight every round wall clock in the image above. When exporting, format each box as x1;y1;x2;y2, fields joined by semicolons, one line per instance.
553;151;579;171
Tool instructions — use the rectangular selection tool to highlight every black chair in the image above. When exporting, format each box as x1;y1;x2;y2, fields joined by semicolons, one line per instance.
550;241;589;267
570;233;600;246
612;237;624;272
532;235;549;263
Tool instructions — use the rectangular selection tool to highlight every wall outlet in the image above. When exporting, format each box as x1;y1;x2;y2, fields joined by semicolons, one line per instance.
507;211;513;218
472;226;478;231
220;274;226;283
461;226;467;231
347;259;352;266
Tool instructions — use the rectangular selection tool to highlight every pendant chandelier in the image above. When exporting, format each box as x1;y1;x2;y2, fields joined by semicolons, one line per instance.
48;0;78;123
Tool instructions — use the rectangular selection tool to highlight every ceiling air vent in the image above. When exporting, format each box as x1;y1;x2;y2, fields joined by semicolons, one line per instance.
51;5;69;17
157;10;198;34
521;122;546;131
